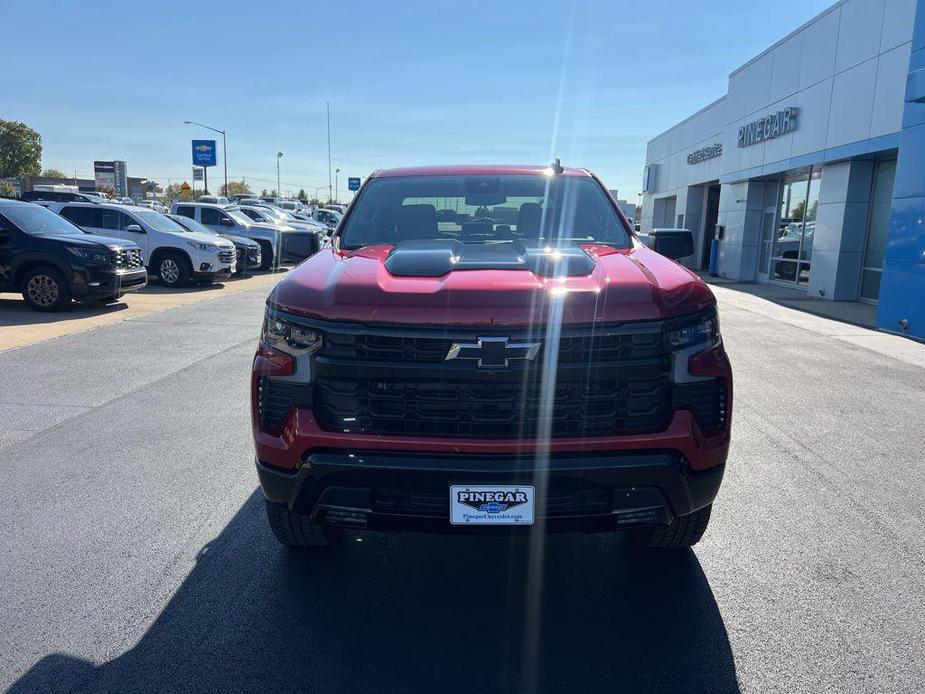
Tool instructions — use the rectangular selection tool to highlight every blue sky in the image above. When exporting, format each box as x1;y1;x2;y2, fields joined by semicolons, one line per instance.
3;0;833;199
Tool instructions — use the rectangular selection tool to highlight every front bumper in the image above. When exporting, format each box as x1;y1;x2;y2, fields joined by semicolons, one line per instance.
256;450;725;533
192;264;235;280
253;407;729;532
253;407;729;472
72;267;147;297
280;233;319;261
234;247;261;272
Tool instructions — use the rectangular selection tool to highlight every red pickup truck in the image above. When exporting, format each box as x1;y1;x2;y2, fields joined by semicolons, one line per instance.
251;165;732;550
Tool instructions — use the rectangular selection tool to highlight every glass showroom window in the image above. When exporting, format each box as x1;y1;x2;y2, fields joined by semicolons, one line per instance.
771;166;820;285
859;159;897;303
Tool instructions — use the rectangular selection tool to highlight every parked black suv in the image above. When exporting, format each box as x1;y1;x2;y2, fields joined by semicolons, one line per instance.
0;199;147;311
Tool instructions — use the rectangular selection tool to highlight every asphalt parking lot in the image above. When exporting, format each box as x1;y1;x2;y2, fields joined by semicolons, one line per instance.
1;282;923;693
0;270;282;353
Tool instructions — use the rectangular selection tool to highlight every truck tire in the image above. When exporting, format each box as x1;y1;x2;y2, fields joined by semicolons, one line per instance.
258;241;274;271
644;504;712;549
156;251;191;288
21;266;72;312
264;499;338;548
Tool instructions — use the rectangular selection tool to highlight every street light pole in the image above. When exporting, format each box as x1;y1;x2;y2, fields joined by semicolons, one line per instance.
326;102;332;204
184;120;227;199
277;152;283;201
335;168;341;203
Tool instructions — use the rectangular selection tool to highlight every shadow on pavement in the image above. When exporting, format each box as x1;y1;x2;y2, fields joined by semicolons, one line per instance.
8;492;739;693
0;294;129;326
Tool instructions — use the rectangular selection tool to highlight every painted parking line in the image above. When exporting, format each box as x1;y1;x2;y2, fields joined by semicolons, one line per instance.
0;271;283;352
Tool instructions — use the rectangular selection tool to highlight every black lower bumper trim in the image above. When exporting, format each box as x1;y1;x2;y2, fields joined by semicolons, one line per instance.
255;451;725;533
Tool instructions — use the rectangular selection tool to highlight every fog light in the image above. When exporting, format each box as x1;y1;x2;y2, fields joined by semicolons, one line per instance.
200;263;212;271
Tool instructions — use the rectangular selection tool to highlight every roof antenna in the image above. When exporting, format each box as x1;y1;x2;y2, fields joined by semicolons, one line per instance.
550;156;564;174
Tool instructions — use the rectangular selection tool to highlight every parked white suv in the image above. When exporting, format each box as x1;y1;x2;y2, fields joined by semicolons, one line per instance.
171;202;321;269
277;200;303;213
48;202;236;287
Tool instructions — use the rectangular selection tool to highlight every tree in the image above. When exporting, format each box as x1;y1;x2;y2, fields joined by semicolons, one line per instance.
221;180;251;197
41;167;67;179
162;182;199;202
260;189;269;197
98;185;116;197
0;119;42;179
297;189;307;203
0;180;14;197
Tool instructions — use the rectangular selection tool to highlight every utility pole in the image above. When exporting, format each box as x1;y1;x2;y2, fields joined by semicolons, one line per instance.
326;102;332;204
277;152;283;201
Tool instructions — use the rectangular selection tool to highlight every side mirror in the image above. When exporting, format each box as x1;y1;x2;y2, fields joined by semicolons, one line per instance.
651;229;694;259
125;224;144;233
634;223;641;232
220;218;234;227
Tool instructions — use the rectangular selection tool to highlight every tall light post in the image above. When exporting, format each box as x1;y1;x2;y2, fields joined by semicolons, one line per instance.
335;168;341;203
326;102;332;204
276;152;283;200
184;120;227;199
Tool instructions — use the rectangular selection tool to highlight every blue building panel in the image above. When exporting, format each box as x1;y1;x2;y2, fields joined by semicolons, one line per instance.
877;0;925;341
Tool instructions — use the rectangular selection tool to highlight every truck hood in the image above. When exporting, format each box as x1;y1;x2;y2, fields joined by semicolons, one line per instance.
248;223;296;235
268;240;715;325
282;221;321;233
220;233;259;248
45;233;139;251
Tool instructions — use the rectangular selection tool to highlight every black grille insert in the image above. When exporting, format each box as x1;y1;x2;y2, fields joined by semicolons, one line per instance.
323;330;665;364
672;379;727;434
258;378;313;431
315;364;672;438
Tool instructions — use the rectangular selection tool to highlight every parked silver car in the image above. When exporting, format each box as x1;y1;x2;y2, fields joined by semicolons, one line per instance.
169;202;320;269
239;205;329;238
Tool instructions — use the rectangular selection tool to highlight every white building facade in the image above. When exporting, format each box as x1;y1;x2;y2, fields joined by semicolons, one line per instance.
641;0;920;314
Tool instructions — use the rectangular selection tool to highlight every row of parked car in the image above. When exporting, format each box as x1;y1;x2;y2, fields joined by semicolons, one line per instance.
0;194;345;312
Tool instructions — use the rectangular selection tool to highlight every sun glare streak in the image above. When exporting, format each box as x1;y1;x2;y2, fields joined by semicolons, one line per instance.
524;1;577;671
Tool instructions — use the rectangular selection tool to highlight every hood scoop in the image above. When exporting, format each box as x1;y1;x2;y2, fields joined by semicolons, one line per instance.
383;239;595;277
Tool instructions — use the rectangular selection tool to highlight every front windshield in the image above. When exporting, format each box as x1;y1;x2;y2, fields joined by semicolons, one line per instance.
1;204;86;237
339;174;629;249
132;209;190;233
226;209;253;225
169;214;216;235
258;207;287;222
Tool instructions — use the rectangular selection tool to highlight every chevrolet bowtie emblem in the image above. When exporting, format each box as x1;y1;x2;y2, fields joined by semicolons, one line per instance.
445;337;541;369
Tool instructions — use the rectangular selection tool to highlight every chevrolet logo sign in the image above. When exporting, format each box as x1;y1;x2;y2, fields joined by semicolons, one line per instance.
445;337;541;369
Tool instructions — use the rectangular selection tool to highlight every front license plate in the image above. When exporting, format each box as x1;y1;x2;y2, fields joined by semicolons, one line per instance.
449;485;535;526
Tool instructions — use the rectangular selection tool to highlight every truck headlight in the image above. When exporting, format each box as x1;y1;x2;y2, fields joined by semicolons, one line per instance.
187;241;219;251
664;310;720;350
262;315;323;355
68;247;113;265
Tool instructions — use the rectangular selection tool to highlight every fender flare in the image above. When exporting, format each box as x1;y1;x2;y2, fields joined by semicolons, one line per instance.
11;253;73;287
149;246;194;273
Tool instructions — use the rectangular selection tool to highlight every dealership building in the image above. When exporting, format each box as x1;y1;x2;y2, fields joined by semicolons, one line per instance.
641;0;925;340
